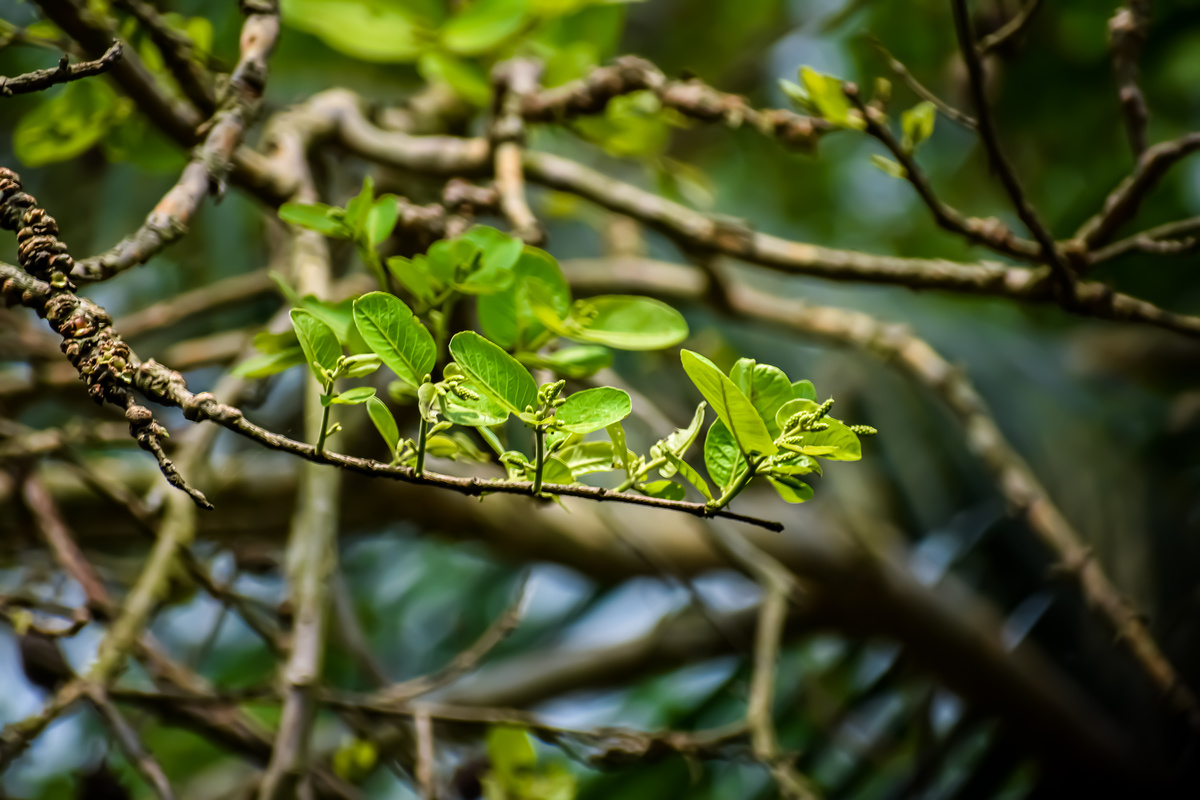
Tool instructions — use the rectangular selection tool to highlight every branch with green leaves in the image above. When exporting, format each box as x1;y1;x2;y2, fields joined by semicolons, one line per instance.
251;209;875;525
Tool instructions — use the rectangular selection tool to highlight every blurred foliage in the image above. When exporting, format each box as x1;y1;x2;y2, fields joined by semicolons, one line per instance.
2;0;1200;798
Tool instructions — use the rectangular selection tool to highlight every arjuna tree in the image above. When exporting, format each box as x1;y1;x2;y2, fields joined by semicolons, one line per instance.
1;0;1199;798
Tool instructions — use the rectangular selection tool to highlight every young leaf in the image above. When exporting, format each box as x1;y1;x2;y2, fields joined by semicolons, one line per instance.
231;348;305;379
329;386;377;405
730;359;793;438
651;401;707;477
367;396;400;455
800;66;864;130
680;350;777;456
345;175;375;238
418;50;492;106
539;456;575;486
640;480;686;501
438;385;510;428
340;353;383;378
870;154;907;179
478;247;571;348
555;387;632;434
606;422;633;478
521;345;612;380
768;475;814;504
559;441;619;476
367;195;400;248
449;331;538;415
901;100;937;153
290;309;341;383
792;380;817;402
704;419;748;489
565;296;688;350
460;225;524;278
279;202;350;238
387;255;437;304
352;292;436;387
253;329;299;354
664;453;714;502
775;398;863;461
441;0;527;55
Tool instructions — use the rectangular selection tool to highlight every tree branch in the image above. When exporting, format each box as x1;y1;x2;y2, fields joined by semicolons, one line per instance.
0;39;121;96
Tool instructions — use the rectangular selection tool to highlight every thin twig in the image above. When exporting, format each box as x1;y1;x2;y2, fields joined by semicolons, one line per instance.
0;39;122;96
866;35;977;131
369;574;529;706
491;59;544;245
949;0;1076;295
977;0;1046;55
1089;216;1200;264
72;2;280;281
87;684;179;800
112;0;215;114
1107;1;1152;158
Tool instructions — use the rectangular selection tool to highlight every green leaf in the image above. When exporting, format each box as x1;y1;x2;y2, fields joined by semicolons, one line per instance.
449;331;538;415
329;386;377;405
775;398;862;461
870;153;907;179
651;401;706;477
558;441;619;476
14;80;129;167
639;480;686;501
730;359;793;438
279;203;351;237
664;453;713;502
799;66;863;130
792;380;817;402
478;247;570;348
459;225;524;287
253;329;299;354
367;396;401;455
487;726;537;781
680;350;777;456
367;196;400;248
555;386;632;434
901;100;936;152
387;255;437;304
441;0;528;55
565;296;688;350
606;422;633;478
352;292;436;387
290;309;341;383
439;384;510;427
341;353;383;378
539;455;575;485
282;0;425;62
418;50;492;106
231;347;305;379
345;176;375;237
768;475;814;504
522;345;612;379
704;419;748;490
417;382;439;422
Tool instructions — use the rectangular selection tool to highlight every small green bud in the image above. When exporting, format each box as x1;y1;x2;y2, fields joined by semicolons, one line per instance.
849;424;877;435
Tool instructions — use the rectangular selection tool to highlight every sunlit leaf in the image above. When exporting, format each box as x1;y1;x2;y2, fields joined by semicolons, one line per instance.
352;292;436;387
449;331;537;415
290;309;341;382
441;0;528;55
555;386;631;434
680;350;777;456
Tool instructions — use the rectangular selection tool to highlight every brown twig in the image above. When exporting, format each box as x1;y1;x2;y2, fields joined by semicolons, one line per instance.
112;0;215;114
1088;215;1200;264
949;0;1076;296
866;36;977;131
369;574;528;707
491;59;545;245
72;1;280;281
1073;133;1200;250
846;84;1035;261
87;684;179;800
116;269;274;338
0;39;122;96
1107;1;1152;158
976;0;1046;55
0;168;210;508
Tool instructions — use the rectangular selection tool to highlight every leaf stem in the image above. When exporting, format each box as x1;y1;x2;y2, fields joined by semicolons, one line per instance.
415;416;429;477
532;426;546;495
316;380;334;455
710;458;757;510
617;455;668;492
